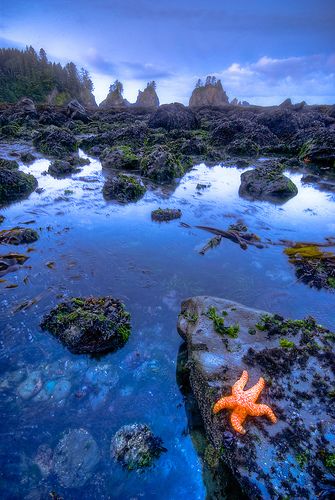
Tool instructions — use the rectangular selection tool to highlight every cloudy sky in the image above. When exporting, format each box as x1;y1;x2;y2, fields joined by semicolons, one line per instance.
1;0;334;105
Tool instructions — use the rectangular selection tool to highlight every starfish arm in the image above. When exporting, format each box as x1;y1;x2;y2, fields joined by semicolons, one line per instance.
213;395;236;414
230;408;247;434
245;377;265;402
232;370;248;395
247;403;277;423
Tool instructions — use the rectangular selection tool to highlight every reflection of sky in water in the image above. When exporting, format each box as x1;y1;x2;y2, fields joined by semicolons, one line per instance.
0;152;335;499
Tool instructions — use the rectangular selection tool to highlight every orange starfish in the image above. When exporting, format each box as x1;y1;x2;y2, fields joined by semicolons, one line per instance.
213;370;277;434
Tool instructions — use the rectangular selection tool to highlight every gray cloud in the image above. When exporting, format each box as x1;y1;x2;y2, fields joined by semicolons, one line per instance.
119;61;173;80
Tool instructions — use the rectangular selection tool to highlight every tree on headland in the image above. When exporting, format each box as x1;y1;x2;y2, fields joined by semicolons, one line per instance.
110;80;124;95
146;80;156;90
0;45;95;105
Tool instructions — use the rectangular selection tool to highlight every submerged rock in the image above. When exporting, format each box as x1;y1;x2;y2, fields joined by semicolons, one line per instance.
148;103;198;131
40;296;131;354
151;208;182;222
17;371;42;399
53;428;99;487
239;162;298;201
140;146;184;183
0;227;39;245
33;126;78;158
110;424;166;470
0;252;29;277
178;296;335;499
103;173;146;202
0;160;37;205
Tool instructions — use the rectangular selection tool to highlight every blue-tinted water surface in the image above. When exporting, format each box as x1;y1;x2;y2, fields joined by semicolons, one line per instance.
0;150;334;499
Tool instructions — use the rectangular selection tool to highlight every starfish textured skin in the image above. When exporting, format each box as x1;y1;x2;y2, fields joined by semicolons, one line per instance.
213;370;277;434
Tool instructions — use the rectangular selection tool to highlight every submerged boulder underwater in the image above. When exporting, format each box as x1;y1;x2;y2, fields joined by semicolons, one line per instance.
178;295;335;499
110;423;166;470
40;296;131;354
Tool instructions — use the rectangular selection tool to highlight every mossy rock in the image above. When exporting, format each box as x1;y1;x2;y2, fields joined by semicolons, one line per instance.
48;160;80;178
151;208;182;222
0;159;19;170
0;166;37;206
33;125;78;158
101;145;140;170
40;296;131;354
103;173;146;203
140;146;184;183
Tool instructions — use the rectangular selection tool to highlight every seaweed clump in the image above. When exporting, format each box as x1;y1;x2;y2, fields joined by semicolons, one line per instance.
284;244;335;291
207;306;239;338
40;296;131;354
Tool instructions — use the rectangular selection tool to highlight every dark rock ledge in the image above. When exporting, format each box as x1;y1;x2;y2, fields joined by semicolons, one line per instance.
177;296;335;499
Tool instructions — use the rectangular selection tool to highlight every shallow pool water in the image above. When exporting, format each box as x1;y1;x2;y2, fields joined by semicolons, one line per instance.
0;150;334;499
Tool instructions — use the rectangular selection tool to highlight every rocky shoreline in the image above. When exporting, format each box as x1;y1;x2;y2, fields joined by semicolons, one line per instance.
178;296;335;499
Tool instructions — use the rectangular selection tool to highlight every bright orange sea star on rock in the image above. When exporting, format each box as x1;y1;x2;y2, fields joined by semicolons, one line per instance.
213;370;277;434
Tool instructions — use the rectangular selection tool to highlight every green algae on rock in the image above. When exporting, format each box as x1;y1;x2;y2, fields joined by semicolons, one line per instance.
177;296;335;499
40;296;131;354
103;173;146;202
284;244;335;291
140;146;184;183
0;159;37;205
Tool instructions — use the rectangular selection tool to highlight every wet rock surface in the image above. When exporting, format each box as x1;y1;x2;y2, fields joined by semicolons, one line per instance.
0;159;37;205
239;162;298;201
151;208;182;222
148;103;198;131
0;227;39;245
178;295;335;499
53;428;100;487
111;423;166;470
47;159;80;177
40;296;131;354
33;125;78;158
103;173;146;202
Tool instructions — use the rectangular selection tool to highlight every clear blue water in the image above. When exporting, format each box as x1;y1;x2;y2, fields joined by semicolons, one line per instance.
0;149;334;499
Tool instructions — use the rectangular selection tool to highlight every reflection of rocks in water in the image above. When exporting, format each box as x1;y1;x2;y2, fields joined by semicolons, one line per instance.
176;343;244;499
53;428;100;488
111;423;166;470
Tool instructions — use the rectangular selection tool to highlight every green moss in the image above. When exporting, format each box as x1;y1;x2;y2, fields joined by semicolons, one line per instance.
183;312;198;323
279;338;295;348
327;277;335;288
298;139;313;160
207;307;239;338
296;452;309;468
204;444;220;468
117;324;131;343
324;453;335;468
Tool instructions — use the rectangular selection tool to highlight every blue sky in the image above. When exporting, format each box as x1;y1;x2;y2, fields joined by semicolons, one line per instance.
1;0;334;104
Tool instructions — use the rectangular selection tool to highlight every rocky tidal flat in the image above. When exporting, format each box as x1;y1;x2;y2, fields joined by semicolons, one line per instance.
0;99;334;499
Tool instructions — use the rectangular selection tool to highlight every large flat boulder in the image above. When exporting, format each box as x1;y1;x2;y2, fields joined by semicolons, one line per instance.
177;296;335;499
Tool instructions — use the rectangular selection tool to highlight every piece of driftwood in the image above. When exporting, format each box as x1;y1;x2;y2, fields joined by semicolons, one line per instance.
199;235;222;255
195;225;264;250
